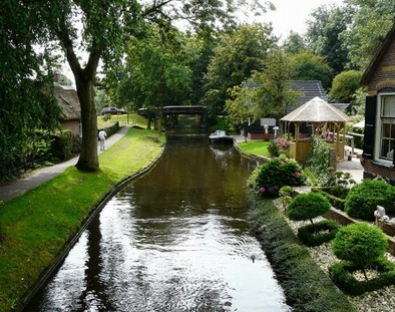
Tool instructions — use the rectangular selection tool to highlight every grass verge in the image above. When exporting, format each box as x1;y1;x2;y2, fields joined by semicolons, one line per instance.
97;113;147;129
237;141;270;157
247;194;357;312
0;127;165;311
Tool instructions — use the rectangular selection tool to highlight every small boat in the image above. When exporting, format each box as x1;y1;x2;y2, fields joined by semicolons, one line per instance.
208;130;234;145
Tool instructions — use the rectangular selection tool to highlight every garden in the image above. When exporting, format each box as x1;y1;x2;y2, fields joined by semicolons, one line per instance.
247;135;395;312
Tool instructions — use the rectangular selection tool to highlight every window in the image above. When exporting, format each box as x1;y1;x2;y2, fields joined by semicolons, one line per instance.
376;94;395;161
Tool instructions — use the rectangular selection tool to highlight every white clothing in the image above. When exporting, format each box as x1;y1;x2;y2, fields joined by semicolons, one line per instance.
98;130;107;151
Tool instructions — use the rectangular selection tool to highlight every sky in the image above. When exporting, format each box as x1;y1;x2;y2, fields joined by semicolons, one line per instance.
260;0;345;40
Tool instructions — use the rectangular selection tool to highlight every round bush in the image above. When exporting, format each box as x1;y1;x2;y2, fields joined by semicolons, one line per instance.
344;179;395;221
254;155;306;197
332;222;388;268
287;192;331;223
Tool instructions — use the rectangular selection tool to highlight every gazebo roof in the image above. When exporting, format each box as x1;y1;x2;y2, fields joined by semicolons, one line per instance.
280;96;352;123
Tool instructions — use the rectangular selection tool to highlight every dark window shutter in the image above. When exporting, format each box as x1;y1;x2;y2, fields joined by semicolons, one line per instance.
363;95;377;159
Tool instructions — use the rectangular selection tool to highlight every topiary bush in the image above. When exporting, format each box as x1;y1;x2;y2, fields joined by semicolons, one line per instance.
332;222;388;280
297;220;341;247
344;179;395;221
253;155;306;197
329;258;395;296
287;192;331;225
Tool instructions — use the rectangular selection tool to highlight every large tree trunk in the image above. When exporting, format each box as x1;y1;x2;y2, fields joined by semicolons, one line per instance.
57;25;101;172
75;73;99;172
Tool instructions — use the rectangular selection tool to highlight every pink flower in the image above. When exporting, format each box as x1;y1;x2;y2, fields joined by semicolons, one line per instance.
294;171;301;178
372;173;377;178
259;187;265;193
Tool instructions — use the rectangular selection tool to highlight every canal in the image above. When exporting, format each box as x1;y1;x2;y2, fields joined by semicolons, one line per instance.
25;135;291;312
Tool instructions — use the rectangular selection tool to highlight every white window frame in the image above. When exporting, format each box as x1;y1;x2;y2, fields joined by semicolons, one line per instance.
375;93;395;163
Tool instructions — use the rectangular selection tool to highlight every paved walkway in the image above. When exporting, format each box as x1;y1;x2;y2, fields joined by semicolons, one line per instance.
0;126;131;202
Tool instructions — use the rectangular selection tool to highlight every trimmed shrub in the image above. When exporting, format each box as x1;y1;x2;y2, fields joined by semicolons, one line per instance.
298;220;341;247
344;179;395;221
329;258;395;296
253;155;306;197
287;192;331;225
332;222;388;280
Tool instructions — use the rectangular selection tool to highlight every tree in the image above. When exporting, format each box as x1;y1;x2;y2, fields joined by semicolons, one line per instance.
288;52;333;90
306;4;351;75
202;23;277;118
342;0;393;70
332;222;388;280
328;70;363;103
225;50;299;130
21;0;271;172
282;31;307;54
116;25;195;130
249;50;299;125
0;2;61;180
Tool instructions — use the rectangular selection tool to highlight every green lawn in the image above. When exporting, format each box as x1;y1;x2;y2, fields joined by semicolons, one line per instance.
0;126;165;311
237;141;271;157
97;113;148;129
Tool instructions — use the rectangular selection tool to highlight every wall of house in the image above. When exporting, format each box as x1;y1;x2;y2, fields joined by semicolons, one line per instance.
61;120;81;136
367;39;395;92
361;158;395;185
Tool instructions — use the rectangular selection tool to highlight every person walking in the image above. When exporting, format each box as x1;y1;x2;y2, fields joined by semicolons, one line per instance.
98;129;107;151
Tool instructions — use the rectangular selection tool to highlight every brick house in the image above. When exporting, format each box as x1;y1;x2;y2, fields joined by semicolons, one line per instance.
360;23;395;183
54;83;81;136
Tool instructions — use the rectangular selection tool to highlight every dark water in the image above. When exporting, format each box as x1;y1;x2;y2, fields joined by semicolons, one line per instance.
25;135;291;312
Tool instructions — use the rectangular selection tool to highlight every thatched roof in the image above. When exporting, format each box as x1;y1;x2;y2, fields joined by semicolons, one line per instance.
55;84;80;120
281;96;352;123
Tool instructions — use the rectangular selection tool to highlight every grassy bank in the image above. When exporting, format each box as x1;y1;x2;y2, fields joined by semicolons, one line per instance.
248;195;356;312
237;141;270;157
0;127;165;311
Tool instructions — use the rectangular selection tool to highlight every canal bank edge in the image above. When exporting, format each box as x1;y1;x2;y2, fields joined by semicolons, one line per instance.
14;129;166;312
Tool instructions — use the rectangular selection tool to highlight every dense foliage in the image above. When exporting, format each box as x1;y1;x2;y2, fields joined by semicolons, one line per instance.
305;136;333;186
345;179;395;221
252;155;306;197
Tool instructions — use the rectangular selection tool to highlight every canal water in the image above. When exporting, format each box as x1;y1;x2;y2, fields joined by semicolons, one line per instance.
25;135;291;312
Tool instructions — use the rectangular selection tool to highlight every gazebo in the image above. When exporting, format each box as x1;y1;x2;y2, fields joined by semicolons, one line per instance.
281;97;352;162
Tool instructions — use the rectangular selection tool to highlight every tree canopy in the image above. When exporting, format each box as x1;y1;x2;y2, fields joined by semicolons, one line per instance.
15;0;272;172
202;23;277;118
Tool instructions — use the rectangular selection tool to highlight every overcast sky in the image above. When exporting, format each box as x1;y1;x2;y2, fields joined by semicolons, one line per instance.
261;0;345;40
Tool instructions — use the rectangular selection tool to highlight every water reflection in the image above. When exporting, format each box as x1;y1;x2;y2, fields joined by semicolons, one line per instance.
25;137;291;312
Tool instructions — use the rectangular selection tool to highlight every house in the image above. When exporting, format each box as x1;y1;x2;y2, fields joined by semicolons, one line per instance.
243;80;329;140
360;22;395;184
54;83;81;136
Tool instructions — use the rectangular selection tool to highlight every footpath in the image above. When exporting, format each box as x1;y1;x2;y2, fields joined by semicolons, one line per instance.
0;126;130;202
